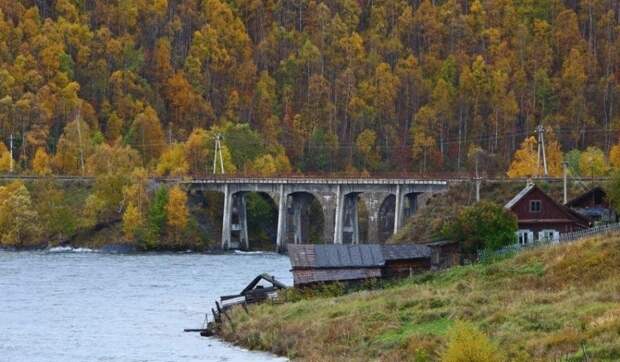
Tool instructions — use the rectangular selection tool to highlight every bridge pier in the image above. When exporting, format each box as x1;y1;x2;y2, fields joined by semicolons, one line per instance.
221;184;232;249
231;193;249;250
333;185;344;244
275;186;287;252
342;193;359;244
204;178;447;251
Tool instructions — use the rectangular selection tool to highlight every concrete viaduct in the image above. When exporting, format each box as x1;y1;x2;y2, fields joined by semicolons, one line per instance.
180;178;448;251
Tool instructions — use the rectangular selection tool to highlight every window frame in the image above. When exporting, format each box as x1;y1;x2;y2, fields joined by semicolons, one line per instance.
529;200;542;213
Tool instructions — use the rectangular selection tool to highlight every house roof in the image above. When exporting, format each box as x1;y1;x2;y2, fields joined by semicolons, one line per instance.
288;243;433;269
566;186;607;208
504;183;535;209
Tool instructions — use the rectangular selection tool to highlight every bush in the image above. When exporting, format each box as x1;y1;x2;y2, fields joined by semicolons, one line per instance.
441;321;504;362
442;201;517;254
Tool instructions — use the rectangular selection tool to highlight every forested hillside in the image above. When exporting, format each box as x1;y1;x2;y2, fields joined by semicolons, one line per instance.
0;0;617;177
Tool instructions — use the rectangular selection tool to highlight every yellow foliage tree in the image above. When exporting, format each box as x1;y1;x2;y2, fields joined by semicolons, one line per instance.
356;129;380;171
545;138;564;177
441;321;504;362
507;136;538;178
579;146;608;177
156;143;189;177
184;128;210;176
122;202;142;241
609;144;620;169
32;148;52;176
123;167;150;217
85;142;141;176
165;185;189;241
0;181;41;246
0;142;13;172
251;154;278;176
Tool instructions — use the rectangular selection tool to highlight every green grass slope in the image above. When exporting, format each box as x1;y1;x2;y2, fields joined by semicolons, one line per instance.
221;233;620;361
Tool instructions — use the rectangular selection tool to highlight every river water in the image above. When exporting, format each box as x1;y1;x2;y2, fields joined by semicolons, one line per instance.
0;248;292;362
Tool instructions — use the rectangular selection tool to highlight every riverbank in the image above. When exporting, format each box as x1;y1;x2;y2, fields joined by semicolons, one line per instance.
219;233;620;361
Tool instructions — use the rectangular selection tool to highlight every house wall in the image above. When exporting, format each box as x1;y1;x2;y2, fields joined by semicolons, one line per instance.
510;187;588;243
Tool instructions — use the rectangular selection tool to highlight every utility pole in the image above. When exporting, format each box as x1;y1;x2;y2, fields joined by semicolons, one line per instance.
563;161;568;204
9;133;13;173
475;151;481;202
213;133;225;174
536;124;548;176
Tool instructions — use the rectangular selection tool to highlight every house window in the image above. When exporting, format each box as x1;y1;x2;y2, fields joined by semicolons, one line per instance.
538;229;559;242
517;230;533;245
530;200;542;213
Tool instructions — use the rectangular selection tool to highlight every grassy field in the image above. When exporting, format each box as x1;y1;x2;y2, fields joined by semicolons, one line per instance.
220;233;620;361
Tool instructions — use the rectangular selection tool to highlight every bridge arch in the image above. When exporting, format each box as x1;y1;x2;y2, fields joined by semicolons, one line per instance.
286;191;325;245
229;191;279;250
341;192;370;244
378;194;396;243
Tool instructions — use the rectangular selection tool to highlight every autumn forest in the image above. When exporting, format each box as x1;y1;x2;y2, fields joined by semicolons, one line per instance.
0;0;619;248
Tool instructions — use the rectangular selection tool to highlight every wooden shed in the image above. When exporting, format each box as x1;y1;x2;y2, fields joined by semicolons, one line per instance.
505;183;590;245
566;186;617;224
423;240;462;270
381;244;432;278
287;244;432;286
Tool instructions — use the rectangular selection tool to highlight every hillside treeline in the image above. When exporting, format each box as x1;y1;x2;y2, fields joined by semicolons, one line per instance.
0;0;617;176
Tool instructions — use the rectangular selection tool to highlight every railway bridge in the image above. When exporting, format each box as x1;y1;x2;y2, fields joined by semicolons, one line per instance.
180;178;448;251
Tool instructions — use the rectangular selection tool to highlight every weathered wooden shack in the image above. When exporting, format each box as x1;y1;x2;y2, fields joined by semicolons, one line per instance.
566;186;617;224
287;244;432;286
505;183;590;244
381;244;432;278
423;240;462;270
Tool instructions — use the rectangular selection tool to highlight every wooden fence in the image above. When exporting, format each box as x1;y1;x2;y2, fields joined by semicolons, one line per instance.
559;222;620;242
479;222;620;261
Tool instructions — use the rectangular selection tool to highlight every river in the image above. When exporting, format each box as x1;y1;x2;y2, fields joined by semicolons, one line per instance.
0;248;292;362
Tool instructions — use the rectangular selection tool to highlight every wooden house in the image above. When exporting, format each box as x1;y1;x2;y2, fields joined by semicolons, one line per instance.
566;186;617;224
287;244;432;286
504;184;590;245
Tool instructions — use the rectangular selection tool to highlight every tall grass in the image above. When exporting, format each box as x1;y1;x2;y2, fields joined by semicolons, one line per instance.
221;233;620;361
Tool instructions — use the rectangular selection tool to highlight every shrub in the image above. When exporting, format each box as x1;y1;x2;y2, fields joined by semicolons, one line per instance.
441;321;504;362
442;201;517;253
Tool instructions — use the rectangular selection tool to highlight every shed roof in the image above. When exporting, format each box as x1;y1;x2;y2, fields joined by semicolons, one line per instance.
381;244;432;260
288;244;385;268
288;244;432;269
566;186;608;208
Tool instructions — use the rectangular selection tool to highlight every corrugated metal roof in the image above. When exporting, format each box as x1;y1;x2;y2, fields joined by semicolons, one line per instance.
504;184;535;209
381;244;432;260
288;244;385;268
288;244;432;269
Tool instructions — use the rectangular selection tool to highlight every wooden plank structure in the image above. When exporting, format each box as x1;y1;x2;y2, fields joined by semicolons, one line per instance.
184;273;287;337
288;244;432;286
